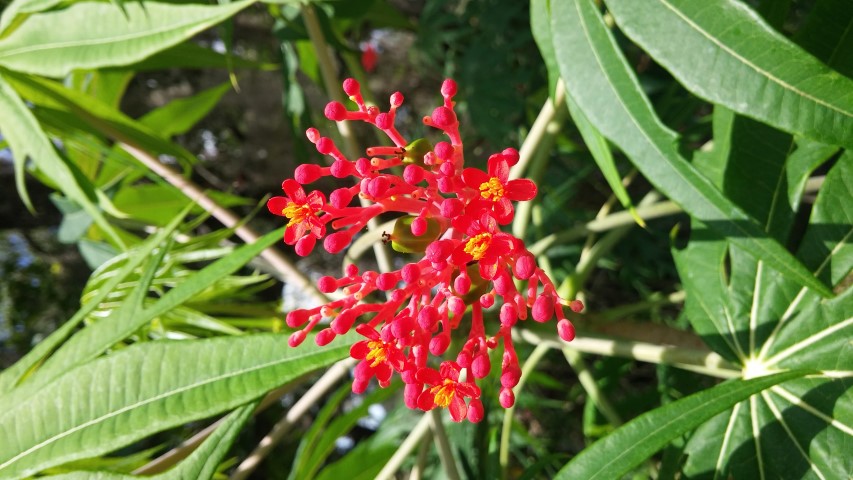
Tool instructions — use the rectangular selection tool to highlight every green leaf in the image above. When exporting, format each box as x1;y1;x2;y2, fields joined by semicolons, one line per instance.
792;0;853;78
28;226;286;388
0;0;254;77
0;73;124;247
42;401;257;479
112;184;249;227
117;41;276;72
531;0;642;225
140;83;232;138
566;95;644;227
5;72;198;168
0;204;192;394
530;0;559;99
549;0;833;298
603;0;853;149
673;157;853;478
291;384;398;480
554;370;810;480
0;332;353;479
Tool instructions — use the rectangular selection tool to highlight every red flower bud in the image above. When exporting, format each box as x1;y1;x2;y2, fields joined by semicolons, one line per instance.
324;101;347;121
557;319;576;342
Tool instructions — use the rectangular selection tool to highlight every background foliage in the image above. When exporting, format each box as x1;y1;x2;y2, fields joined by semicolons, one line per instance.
0;0;849;479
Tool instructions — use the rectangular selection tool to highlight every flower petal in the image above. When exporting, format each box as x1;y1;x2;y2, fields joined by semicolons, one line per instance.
448;395;467;421
506;179;537;201
267;196;289;216
462;167;489;189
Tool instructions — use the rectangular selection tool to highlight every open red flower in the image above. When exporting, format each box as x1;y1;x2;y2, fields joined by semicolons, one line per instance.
451;213;514;279
267;179;326;247
416;361;481;422
462;153;536;224
350;324;406;392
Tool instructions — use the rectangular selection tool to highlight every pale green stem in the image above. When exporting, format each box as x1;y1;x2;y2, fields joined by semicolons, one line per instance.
229;358;356;480
120;143;328;305
529;198;681;257
510;79;567;181
598;290;685;322
375;413;433;480
511;82;569;239
430;410;461;480
408;428;433;480
301;4;392;274
560;192;662;298
519;329;740;379
561;347;622;427
499;343;551;480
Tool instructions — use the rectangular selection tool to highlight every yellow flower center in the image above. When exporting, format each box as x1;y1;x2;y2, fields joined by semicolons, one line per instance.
366;340;389;368
282;201;312;227
430;379;456;408
479;177;505;201
463;232;492;261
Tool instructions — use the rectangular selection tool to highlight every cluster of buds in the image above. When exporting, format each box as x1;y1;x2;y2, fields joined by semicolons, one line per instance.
268;78;583;422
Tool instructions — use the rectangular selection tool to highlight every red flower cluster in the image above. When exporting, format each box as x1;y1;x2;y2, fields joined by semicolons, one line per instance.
269;78;583;422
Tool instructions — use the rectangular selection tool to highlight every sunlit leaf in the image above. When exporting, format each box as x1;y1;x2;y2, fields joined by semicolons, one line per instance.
0;333;352;479
0;0;254;77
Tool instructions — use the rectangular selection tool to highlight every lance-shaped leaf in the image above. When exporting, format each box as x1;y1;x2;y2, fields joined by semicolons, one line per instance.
41;401;258;480
0;333;354;479
0;0;253;77
604;0;853;149
0;73;124;247
549;0;832;297
27;227;286;388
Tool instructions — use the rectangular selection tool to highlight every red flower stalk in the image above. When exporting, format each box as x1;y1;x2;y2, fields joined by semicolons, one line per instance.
268;78;584;422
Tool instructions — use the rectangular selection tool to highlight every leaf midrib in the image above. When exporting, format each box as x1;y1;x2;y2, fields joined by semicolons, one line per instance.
570;0;827;296
0;343;343;473
0;2;246;59
655;0;853;119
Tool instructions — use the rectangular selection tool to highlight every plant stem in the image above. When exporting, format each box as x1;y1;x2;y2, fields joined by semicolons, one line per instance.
375;413;433;480
430;410;461;480
499;343;551;480
408;428;433;480
120;143;328;305
518;329;740;379
511;80;569;239
229;358;356;480
528;199;682;256
561;347;622;426
301;4;392;274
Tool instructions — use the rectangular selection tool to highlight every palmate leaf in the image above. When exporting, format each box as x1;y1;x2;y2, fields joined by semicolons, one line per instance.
604;0;853;149
0;333;353;479
0;0;253;77
672;154;853;479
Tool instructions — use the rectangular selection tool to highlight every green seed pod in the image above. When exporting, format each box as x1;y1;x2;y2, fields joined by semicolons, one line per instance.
390;216;441;253
402;138;433;166
456;263;491;305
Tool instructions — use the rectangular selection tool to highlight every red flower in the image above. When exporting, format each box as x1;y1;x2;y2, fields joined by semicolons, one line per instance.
451;213;514;279
462;154;536;224
416;361;481;422
350;324;405;392
267;179;326;249
361;43;378;73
